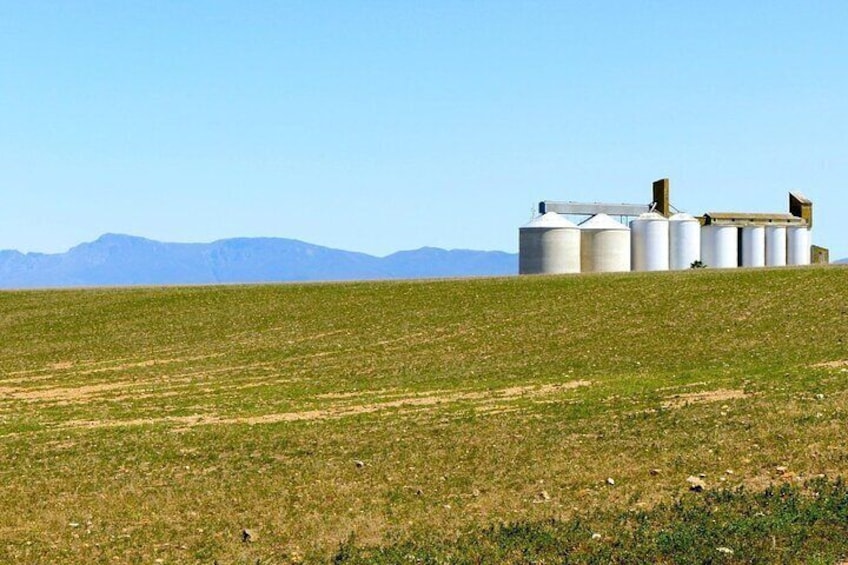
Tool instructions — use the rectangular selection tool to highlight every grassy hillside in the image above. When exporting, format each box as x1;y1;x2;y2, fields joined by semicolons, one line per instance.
1;266;847;563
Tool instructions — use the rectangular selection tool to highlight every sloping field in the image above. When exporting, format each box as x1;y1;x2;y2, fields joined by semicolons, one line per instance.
1;266;847;563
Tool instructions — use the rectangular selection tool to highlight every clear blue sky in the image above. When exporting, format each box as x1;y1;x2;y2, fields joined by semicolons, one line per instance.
1;1;846;258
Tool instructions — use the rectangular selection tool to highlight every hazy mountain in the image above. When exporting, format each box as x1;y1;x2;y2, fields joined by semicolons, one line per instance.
835;258;848;264
0;234;517;289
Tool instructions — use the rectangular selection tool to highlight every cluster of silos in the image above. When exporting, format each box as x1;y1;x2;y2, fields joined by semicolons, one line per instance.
700;224;811;268
629;212;702;272
521;211;704;275
765;225;811;266
520;212;812;275
519;212;632;274
520;212;698;275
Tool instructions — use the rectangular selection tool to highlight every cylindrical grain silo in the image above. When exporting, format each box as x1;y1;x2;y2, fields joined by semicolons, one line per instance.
741;226;765;268
579;213;631;273
765;225;787;267
701;224;738;268
518;212;581;274
787;226;811;266
669;213;701;270
630;212;669;271
712;225;739;268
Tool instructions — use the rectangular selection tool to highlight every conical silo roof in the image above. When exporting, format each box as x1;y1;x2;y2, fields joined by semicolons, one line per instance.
522;212;578;229
635;211;667;222
669;212;697;222
578;213;629;231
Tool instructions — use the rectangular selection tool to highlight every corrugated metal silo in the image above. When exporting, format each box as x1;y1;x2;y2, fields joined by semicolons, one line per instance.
669;213;701;270
765;225;787;267
579;213;631;273
787;226;811;265
519;212;581;274
630;212;669;271
741;226;765;267
701;224;738;268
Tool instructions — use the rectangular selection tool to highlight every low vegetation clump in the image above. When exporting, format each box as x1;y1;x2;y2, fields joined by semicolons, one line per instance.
334;477;848;563
0;266;846;563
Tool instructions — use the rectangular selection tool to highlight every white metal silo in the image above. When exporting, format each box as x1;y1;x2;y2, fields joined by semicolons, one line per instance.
741;226;765;268
579;213;631;273
669;213;701;270
630;212;669;272
787;226;811;266
765;225;787;267
701;224;738;268
519;212;581;274
713;225;739;268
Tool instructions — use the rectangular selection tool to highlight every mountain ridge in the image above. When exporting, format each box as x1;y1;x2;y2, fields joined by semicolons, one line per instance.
0;234;517;288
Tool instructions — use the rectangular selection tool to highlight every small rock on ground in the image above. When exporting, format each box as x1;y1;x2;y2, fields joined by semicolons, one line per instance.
687;476;706;492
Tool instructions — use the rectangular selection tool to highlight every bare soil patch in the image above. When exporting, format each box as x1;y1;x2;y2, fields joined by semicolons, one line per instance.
812;359;848;369
52;380;591;432
6;381;136;402
662;388;748;409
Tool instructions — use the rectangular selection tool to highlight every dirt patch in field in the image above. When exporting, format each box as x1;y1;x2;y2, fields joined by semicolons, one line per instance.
231;382;589;426
2;352;224;381
51;380;591;432
317;382;586;403
3;346;207;377
64;415;212;430
1;357;282;404
662;389;748;409
4;381;136;402
1;364;306;406
812;359;848;369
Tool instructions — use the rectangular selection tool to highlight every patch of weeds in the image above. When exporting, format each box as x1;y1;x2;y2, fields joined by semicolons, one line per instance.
333;477;848;564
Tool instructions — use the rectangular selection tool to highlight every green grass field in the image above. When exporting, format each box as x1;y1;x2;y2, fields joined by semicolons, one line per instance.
1;266;847;563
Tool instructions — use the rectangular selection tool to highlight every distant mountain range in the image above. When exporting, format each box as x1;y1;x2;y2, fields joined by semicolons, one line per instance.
0;234;518;289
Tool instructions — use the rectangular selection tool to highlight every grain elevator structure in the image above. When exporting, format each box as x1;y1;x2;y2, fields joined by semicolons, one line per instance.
519;179;825;275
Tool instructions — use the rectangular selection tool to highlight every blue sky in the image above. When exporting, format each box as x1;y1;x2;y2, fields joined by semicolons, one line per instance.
1;1;846;258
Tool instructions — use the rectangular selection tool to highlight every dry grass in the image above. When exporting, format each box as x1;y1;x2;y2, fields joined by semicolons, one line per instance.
0;266;847;563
